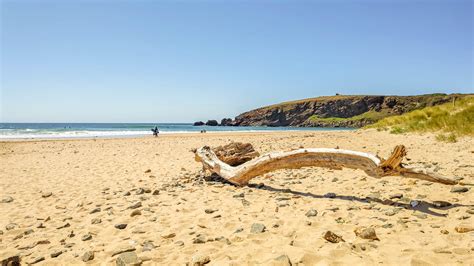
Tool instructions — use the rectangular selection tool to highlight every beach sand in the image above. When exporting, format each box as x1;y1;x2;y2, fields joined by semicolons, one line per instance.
1;130;473;265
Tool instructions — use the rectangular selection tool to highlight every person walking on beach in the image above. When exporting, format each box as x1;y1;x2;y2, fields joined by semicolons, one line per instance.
151;126;159;137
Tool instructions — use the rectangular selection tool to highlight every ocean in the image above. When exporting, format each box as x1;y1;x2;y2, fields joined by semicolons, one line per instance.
0;123;352;139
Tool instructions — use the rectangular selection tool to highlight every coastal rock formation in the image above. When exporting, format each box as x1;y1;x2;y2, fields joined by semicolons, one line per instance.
220;118;234;126
231;94;464;128
193;121;205;126
205;120;218;126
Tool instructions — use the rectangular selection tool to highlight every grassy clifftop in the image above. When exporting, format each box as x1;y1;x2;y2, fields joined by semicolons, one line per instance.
368;96;473;141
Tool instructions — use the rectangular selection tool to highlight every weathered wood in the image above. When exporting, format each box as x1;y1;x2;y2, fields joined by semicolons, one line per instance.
195;144;468;186
212;142;259;166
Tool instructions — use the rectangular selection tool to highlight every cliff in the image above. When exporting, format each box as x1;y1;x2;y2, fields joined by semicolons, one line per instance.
230;94;467;128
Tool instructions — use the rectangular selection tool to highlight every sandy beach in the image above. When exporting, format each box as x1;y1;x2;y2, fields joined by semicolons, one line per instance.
1;130;473;265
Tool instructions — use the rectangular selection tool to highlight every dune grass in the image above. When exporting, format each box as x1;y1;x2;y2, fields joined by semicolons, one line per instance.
368;96;474;141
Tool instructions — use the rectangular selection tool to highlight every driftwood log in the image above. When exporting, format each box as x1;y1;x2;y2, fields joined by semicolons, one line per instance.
195;144;471;186
212;142;260;166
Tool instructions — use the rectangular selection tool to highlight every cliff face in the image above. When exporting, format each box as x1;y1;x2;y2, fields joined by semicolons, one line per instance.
232;94;462;128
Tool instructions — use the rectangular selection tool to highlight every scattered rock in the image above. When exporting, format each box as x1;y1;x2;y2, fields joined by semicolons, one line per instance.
272;254;292;266
1;196;14;203
116;251;140;266
6;223;17;230
204;208;218;214
451;186;469;193
56;222;70;229
123;191;131;196
354;227;379;240
111;246;136;257
305;209;318;217
144;169;151;173
175;240;184;246
50;250;63;258
42;192;52;198
412;213;428;219
142;241;155;252
115;224;127;230
161;233;176;239
129;202;142;209
130;210;142;217
82;234;92;241
455;224;474;233
91;218;102;224
191;254;210;266
323;231;345;243
193;235;207;244
82;251;94;262
389;193;403;199
29;256;45;264
233;193;245;198
152;190;160;195
250;223;266;233
90;207;101;214
1;255;20;265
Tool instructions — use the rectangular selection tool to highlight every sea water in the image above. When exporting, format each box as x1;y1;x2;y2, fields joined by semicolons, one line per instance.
0;123;352;139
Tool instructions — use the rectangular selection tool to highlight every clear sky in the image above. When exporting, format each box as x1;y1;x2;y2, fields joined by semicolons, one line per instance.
1;0;472;123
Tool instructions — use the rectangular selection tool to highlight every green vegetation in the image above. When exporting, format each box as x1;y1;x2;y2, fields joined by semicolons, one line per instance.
369;96;474;138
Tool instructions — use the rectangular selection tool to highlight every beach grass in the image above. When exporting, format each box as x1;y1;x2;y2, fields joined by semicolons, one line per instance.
368;96;474;140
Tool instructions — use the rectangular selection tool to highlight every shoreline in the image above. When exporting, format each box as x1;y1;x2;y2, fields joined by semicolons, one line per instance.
0;128;354;142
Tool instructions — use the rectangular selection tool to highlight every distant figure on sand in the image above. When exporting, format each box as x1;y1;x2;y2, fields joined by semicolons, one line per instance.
151;126;159;137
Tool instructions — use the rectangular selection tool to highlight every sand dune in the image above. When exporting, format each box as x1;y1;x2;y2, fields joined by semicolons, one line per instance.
1;130;473;265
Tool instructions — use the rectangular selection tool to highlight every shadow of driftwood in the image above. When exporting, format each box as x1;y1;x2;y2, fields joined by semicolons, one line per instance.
203;174;472;217
249;183;473;217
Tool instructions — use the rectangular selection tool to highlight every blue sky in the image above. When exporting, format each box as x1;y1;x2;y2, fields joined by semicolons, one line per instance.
1;0;472;123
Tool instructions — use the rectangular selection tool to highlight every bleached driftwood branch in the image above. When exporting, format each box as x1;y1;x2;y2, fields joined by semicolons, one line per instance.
194;145;468;186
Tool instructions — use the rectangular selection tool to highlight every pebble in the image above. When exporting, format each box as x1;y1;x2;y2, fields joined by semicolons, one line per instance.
91;218;102;224
1;196;14;203
90;207;101;214
455;224;474;233
273;254;292;266
354;227;379;240
82;251;94;262
250;223;266;233
233;193;245;198
451;186;469;193
413;213;428;219
123;191;131;196
305;209;318;217
116;251;140;266
29;256;45;264
191;254;210;266
161;233;176;239
50;250;63;258
82;234;92;241
130;210;142;217
204;208;218;214
175;240;184;246
152;190;160;195
129;202;142;209
115;223;128;230
42;192;52;198
323;231;344;243
6;223;17;230
142;241;156;252
389;193;403;199
111;246;136;256
193;235;207;244
136;188;145;195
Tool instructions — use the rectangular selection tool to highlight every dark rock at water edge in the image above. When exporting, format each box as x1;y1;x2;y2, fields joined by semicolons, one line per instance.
205;120;219;126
